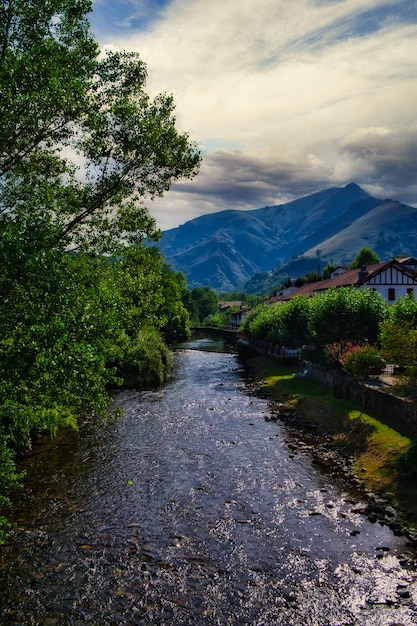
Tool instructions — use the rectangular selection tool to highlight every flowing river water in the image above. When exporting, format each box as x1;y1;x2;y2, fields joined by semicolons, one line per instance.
1;337;417;625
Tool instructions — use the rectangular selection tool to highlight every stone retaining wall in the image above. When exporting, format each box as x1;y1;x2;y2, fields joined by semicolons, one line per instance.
306;363;417;434
245;337;417;433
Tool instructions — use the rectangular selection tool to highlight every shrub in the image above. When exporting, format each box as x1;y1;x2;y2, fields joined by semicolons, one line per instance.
117;327;173;388
242;287;387;348
325;342;385;379
0;442;24;544
310;287;387;345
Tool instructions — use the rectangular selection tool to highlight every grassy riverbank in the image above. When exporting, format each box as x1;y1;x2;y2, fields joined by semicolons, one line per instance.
244;354;417;532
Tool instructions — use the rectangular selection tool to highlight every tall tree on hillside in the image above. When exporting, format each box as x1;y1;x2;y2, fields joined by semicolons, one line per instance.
350;248;380;269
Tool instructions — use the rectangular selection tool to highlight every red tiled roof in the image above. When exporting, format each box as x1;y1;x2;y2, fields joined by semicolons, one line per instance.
275;259;417;302
218;300;243;310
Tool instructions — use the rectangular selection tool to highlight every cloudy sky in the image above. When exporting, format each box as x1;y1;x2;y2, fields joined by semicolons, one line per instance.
89;0;417;230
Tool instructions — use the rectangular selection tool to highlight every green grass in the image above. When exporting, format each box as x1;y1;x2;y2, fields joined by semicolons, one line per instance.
246;355;417;528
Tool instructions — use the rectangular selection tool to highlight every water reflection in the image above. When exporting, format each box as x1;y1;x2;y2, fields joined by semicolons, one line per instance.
178;332;236;352
1;342;417;625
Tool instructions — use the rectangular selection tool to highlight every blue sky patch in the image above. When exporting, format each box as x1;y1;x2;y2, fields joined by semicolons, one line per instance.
90;0;173;40
288;0;417;54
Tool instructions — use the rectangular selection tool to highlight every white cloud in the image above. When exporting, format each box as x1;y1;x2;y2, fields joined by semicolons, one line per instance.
90;0;417;229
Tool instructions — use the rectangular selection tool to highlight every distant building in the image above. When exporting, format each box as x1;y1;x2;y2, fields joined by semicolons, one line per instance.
399;257;417;272
329;266;349;279
218;300;243;312
267;286;298;303
273;258;417;304
230;307;251;329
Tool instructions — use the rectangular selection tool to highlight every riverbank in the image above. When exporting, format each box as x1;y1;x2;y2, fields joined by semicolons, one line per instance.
242;354;417;548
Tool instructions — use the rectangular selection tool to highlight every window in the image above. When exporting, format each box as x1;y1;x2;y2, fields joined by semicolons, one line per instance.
388;288;395;301
407;288;414;297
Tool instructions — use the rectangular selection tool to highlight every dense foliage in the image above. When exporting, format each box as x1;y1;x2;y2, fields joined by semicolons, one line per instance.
189;287;219;324
1;1;200;254
241;297;313;347
0;0;200;541
242;288;417;403
310;287;387;345
349;247;380;269
241;287;387;348
379;296;417;396
324;342;385;379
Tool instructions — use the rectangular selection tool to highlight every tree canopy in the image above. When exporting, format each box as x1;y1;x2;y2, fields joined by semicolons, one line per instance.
349;247;380;269
0;0;201;254
241;287;387;347
0;0;201;541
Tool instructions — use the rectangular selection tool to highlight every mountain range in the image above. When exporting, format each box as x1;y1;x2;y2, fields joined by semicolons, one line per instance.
151;183;417;294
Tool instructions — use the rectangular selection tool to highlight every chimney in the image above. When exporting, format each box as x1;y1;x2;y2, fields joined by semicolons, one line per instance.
358;265;368;281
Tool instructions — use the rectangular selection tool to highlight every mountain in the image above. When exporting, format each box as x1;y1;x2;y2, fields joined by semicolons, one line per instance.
152;183;417;292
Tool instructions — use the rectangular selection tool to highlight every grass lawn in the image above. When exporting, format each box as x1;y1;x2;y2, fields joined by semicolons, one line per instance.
245;354;417;529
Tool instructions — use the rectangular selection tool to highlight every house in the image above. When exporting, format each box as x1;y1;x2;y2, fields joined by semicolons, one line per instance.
274;258;417;304
230;306;252;329
399;257;417;272
267;286;297;303
218;300;243;312
329;266;349;279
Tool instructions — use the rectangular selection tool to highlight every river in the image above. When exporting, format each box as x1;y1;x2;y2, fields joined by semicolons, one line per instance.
1;337;417;625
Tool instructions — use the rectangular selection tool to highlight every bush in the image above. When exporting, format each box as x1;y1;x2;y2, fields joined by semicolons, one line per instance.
0;442;24;544
310;287;387;345
241;288;387;348
117;327;173;388
342;344;385;379
325;341;385;379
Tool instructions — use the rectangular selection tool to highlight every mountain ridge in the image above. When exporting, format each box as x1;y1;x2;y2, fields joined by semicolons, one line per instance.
152;183;417;293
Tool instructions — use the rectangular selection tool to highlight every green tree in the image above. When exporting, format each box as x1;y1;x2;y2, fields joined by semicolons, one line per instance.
379;295;417;396
0;250;122;448
310;287;387;345
241;298;312;347
110;246;166;338
242;287;388;348
349;247;380;269
1;2;201;254
279;297;313;347
379;294;417;368
190;287;219;323
240;304;277;341
383;292;417;328
117;326;173;389
294;270;320;287
0;0;201;540
158;266;192;343
0;0;97;178
380;322;416;370
322;263;336;280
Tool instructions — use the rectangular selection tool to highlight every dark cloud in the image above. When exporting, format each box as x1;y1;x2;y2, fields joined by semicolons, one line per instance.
165;128;417;225
173;149;333;209
339;126;417;205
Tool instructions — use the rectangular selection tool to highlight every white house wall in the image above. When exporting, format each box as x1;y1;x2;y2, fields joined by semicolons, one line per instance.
363;266;417;301
362;284;414;301
366;266;417;286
